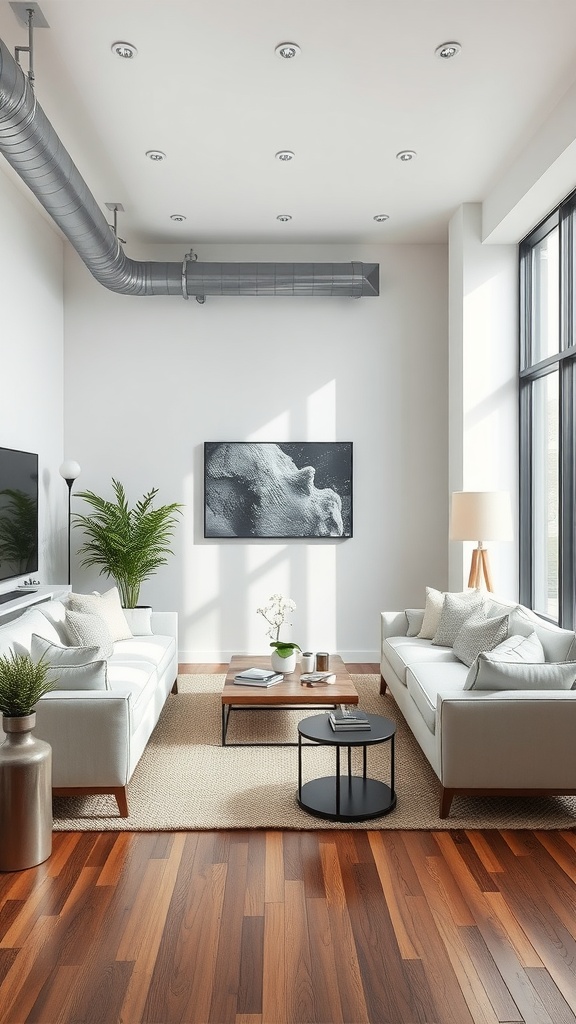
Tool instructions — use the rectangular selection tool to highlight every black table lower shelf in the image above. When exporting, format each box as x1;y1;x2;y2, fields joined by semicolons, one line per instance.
297;775;396;822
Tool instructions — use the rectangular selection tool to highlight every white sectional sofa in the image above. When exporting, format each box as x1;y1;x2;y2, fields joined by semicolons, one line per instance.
0;595;178;816
380;590;576;818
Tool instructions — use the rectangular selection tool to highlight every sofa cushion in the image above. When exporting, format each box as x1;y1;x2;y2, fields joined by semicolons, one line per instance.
106;658;160;732
417;587;445;639
29;634;109;690
37;600;70;644
383;636;458;685
406;662;469;733
452;612;509;667
65;609;115;650
465;657;576;691
112;634;175;678
68;587;132;642
507;606;576;662
432;590;485;647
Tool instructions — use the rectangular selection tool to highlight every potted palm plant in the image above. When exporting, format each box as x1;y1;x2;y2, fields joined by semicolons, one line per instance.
0;651;55;871
72;478;183;608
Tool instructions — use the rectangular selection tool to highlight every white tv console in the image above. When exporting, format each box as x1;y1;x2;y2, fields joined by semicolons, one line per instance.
0;585;71;623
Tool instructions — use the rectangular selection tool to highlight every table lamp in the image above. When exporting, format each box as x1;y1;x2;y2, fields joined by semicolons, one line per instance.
450;491;512;591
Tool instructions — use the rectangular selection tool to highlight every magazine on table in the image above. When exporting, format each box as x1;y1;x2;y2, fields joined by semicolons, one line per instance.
300;671;336;686
233;667;284;687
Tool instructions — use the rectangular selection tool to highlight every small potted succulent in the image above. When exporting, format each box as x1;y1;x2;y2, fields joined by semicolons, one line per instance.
257;594;301;673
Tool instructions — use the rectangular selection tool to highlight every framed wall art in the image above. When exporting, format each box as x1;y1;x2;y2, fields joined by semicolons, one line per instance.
204;441;353;539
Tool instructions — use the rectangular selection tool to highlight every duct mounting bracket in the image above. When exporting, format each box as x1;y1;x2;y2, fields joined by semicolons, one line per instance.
11;4;48;87
181;248;200;302
105;203;126;245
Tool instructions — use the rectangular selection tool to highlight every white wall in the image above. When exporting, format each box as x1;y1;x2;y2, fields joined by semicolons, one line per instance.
64;242;448;660
448;206;519;600
0;169;66;591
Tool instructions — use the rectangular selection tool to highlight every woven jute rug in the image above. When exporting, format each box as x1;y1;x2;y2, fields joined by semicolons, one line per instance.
52;674;576;831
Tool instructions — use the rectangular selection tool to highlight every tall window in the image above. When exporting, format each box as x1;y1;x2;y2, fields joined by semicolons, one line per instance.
520;198;576;626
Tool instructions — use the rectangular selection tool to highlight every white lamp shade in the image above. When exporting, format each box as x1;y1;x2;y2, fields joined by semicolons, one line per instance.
59;460;81;482
450;491;512;542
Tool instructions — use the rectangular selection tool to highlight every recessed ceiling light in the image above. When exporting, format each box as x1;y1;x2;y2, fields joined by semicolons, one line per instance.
275;42;301;59
373;214;389;222
111;41;137;59
396;150;417;162
277;214;292;222
435;41;461;59
170;214;186;222
145;150;166;161
275;150;294;162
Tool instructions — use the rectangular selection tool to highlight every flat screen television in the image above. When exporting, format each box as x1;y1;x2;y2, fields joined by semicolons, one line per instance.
0;447;39;583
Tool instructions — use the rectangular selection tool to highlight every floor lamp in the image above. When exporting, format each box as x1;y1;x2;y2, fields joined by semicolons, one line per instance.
450;491;512;592
59;460;81;586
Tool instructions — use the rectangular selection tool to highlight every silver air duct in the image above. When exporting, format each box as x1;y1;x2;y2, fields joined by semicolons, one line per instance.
0;36;379;299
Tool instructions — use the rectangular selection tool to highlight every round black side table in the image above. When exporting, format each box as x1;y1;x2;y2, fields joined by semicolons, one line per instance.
297;712;397;822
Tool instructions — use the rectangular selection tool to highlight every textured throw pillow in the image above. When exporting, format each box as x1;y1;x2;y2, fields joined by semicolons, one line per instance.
121;606;153;636
68;587;132;642
405;609;424;638
65;609;115;650
452;613;509;667
465;657;576;691
432;590;485;647
417;588;445;639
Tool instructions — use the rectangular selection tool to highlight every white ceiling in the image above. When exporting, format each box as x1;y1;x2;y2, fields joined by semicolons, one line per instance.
1;0;576;246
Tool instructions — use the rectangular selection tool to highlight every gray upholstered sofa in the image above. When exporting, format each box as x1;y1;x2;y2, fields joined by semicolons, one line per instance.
0;595;178;816
380;590;576;817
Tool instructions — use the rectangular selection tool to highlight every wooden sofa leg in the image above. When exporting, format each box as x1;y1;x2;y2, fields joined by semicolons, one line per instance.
439;787;454;819
114;787;129;817
380;674;387;695
171;678;179;694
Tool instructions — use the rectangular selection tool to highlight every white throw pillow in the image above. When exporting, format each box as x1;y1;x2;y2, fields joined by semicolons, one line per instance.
507;606;576;663
30;634;108;691
417;588;445;639
121;606;153;636
31;633;112;664
488;631;545;664
405;609;424;638
65;609;115;650
465;657;576;691
432;590;485;647
452;613;509;668
68;586;132;641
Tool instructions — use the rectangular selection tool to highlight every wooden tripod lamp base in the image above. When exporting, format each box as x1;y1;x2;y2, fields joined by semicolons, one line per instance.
467;543;494;592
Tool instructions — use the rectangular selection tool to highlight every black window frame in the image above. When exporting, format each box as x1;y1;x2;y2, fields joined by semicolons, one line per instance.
519;193;576;627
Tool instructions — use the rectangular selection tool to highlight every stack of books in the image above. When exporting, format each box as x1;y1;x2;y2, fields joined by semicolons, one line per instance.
233;667;283;687
328;707;371;731
300;671;336;686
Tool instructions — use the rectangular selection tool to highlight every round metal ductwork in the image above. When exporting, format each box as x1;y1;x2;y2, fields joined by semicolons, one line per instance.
0;36;379;299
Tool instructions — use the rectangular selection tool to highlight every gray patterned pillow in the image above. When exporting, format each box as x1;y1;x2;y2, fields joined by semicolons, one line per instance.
453;613;509;667
432;590;485;647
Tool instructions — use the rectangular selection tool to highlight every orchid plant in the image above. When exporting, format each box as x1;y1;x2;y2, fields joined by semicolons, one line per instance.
257;593;301;660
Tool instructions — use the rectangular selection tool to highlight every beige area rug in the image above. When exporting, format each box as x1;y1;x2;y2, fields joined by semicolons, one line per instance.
53;674;576;831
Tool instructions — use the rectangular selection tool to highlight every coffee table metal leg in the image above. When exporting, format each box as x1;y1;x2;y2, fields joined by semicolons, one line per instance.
298;733;302;797
390;733;395;795
336;746;341;816
222;705;230;746
363;745;367;779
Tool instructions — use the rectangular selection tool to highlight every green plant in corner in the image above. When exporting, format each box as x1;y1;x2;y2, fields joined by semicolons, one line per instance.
0;651;55;718
73;479;183;608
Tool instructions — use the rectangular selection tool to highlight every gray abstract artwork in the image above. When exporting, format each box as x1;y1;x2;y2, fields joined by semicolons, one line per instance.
204;442;353;538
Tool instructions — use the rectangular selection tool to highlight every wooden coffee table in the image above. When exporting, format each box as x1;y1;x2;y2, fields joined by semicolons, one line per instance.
221;655;359;746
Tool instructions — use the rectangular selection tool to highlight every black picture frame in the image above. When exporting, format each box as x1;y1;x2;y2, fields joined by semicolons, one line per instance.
204;442;353;539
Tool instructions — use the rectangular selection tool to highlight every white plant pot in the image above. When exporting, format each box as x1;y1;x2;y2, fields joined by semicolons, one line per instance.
271;650;297;674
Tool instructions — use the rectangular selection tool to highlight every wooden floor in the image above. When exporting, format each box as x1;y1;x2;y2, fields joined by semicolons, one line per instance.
0;667;575;1024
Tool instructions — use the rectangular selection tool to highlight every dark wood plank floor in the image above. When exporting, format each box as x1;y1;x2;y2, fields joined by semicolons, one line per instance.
0;666;574;1023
